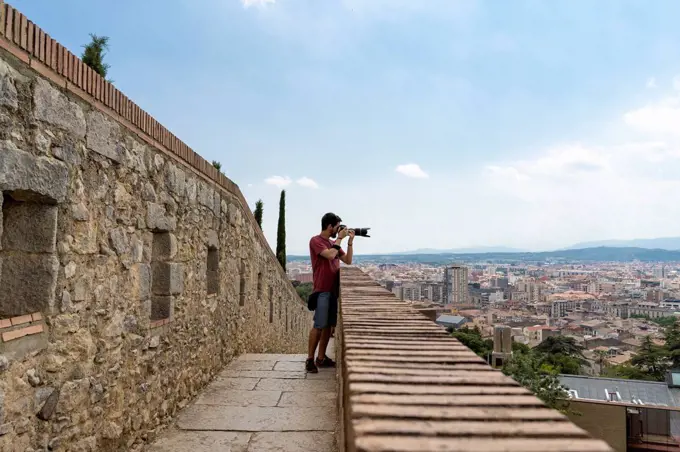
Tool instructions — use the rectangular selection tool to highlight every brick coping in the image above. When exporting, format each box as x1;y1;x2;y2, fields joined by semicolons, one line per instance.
0;312;45;343
0;1;300;307
336;267;614;452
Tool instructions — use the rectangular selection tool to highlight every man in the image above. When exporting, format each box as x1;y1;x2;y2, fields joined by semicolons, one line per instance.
306;212;354;373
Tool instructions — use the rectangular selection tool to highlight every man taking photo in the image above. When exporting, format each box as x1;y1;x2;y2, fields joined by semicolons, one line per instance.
305;212;354;373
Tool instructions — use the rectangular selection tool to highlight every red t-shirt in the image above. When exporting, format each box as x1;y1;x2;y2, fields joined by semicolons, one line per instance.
309;235;345;294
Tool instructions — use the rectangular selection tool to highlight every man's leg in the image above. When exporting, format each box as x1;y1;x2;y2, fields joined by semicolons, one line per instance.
316;293;337;368
306;293;330;373
317;327;332;360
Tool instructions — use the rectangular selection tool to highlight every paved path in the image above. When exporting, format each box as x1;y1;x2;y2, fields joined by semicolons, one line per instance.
148;342;337;452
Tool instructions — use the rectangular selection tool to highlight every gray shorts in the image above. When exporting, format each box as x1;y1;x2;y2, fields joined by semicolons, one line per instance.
313;292;337;329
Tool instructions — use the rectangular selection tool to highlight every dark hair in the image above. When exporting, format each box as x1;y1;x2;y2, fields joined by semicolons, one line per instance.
321;212;341;231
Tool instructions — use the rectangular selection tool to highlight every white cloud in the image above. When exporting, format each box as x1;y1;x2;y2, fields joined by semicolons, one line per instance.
395;163;429;179
646;77;657;89
264;175;291;187
674;76;680;92
296;177;319;189
241;0;275;8
624;99;680;137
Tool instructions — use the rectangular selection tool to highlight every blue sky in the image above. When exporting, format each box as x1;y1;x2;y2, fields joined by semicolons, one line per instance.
14;0;680;255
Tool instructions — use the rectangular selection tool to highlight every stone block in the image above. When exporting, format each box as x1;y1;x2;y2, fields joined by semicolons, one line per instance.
0;72;17;111
152;262;184;295
33;79;86;139
0;145;69;203
197;182;213;208
52;142;82;166
147;202;176;232
152;233;177;261
108;228;129;255
86;109;123;162
0;254;58;317
150;296;172;321
1;200;57;253
185;177;197;204
165;163;185;197
131;264;151;300
206;230;219;249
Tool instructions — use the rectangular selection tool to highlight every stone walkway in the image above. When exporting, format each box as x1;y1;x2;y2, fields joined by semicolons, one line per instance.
148;341;337;452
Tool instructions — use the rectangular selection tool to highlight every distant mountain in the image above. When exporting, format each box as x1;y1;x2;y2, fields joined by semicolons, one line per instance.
288;246;680;263
566;237;680;251
393;246;528;255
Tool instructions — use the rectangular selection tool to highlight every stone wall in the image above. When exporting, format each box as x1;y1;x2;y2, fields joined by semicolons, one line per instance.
0;31;310;452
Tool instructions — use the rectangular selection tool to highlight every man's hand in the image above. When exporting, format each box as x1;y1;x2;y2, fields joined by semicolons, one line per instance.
347;229;355;244
336;227;348;241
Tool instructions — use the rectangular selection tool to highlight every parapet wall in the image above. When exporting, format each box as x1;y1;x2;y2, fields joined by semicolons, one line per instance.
0;2;311;451
337;267;614;452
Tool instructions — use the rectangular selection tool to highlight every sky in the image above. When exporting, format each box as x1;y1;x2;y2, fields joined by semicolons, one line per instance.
13;0;680;255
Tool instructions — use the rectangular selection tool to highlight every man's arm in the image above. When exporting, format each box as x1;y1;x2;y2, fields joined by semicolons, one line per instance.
340;231;354;265
313;230;347;260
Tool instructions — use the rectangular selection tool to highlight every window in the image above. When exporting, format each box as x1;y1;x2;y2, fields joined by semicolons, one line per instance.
257;271;262;300
239;260;246;307
151;232;182;323
207;246;219;295
0;193;58;317
268;286;274;323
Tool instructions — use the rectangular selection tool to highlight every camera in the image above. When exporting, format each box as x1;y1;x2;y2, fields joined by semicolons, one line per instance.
339;225;371;237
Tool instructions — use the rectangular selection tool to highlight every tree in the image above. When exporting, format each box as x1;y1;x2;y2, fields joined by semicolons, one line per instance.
664;321;680;369
295;282;313;302
502;352;571;412
604;364;657;381
534;336;586;359
594;350;609;376
212;160;222;171
630;335;668;381
276;190;286;270
533;336;588;375
450;326;493;360
254;199;263;229
82;34;112;82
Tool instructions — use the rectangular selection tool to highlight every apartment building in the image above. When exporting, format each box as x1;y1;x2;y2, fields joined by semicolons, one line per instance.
443;265;469;305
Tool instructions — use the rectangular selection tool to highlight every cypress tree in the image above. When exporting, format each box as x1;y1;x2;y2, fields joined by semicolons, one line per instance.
276;190;286;270
254;199;263;229
81;34;112;82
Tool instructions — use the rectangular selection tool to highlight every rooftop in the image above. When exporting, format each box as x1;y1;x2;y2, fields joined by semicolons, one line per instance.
559;374;680;407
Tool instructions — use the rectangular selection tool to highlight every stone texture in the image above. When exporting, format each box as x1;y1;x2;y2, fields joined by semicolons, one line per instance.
1;200;57;253
278;391;336;408
33;79;86;138
0;145;69;203
108;228;129;255
0;60;20;110
0;254;58;317
177;406;335;432
36;388;59;421
131;263;151;300
152;262;184;295
255;379;335;393
148;430;252;452
86;110;122;163
194;390;282;407
150;296;172;321
147;202;177;232
152;232;177;261
249;432;335;452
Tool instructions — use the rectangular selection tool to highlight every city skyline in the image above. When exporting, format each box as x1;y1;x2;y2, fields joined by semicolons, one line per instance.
13;0;680;255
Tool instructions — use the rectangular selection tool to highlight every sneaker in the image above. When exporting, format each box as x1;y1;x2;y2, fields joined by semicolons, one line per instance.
315;355;336;368
305;358;318;373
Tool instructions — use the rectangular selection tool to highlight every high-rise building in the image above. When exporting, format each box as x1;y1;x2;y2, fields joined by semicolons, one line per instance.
443;265;469;305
